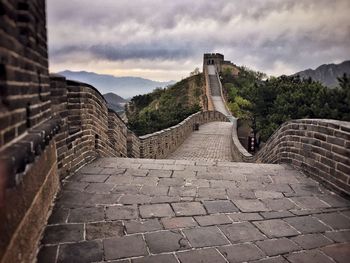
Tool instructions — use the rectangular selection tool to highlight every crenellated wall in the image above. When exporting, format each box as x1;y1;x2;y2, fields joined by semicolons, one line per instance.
0;1;60;261
138;111;228;159
50;76;128;178
231;119;350;196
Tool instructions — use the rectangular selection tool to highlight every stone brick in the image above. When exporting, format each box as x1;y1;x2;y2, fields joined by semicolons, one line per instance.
106;176;133;185
37;246;58;263
198;187;227;199
68;207;105;223
125;219;163;234
42;224;84;244
57;241;103;263
228;212;263;221
169;186;197;197
286;250;334;263
176;248;227;263
150;195;181;203
284;216;331;234
139;204;175;218
314;212;350;230
139;186;169;196
260;211;294;219
106;205;138;220
255;190;284;199
171;202;206;216
219;222;266;243
233;199;269;212
218;243;265;263
262;198;298;211
158;177;185;186
147;169;172;177
324;230;350;243
319;195;350;208
48;208;69;224
145;230;190;253
250;256;289;263
112;185;141;194
291;234;333;249
195;214;231;226
103;235;148;260
161;217;198;229
84;183;114;193
132;254;178;263
290;196;330;209
321;243;350;263
256;238;299;256
63;181;89;191
119;194;151;205
79;174;110;183
132;177;158;186
125;168;149;177
172;170;196;178
253;219;299;238
183;226;229;247
86;221;124;240
203;200;239;213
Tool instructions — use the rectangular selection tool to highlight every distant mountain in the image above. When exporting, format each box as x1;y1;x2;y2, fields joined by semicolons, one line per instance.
103;92;127;113
58;70;176;98
294;60;350;87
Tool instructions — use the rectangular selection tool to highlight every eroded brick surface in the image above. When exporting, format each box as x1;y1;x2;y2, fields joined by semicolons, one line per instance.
37;158;350;262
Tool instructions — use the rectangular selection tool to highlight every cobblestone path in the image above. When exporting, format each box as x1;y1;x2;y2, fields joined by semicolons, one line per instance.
38;158;350;263
167;122;233;162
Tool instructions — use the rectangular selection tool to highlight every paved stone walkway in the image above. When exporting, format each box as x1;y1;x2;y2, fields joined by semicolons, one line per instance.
168;122;233;162
38;158;350;263
207;65;230;116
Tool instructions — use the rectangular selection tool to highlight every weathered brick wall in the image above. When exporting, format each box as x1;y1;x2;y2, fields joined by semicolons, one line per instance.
0;1;60;262
0;0;50;148
232;119;350;196
50;77;128;178
127;130;141;158
139;111;228;159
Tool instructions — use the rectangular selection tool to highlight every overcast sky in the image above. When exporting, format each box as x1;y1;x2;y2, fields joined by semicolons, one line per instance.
47;0;350;81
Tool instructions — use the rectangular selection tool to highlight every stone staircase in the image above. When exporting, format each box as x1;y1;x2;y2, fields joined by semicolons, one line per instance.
209;75;221;96
37;157;350;263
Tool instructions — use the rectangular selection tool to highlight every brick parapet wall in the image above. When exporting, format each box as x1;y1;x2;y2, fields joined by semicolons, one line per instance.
127;130;141;158
50;77;128;177
0;0;51;148
0;1;61;261
138;111;228;159
234;119;350;196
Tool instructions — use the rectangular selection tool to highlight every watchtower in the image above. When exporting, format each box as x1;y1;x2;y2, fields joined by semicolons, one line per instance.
203;53;224;73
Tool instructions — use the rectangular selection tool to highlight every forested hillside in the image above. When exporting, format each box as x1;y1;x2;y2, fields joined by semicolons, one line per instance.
126;73;204;135
222;67;350;141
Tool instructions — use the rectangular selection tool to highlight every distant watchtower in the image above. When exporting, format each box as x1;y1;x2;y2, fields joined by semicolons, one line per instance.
203;53;224;73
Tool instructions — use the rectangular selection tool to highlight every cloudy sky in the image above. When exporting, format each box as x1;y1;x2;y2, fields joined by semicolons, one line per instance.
47;0;350;81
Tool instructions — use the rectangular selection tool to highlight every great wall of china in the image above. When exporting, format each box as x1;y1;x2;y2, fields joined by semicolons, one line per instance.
0;1;349;262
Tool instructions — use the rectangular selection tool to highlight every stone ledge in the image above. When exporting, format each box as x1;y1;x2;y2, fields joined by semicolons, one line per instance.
0;118;60;188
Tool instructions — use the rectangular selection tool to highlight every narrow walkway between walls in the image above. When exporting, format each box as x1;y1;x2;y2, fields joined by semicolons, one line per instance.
167;122;233;162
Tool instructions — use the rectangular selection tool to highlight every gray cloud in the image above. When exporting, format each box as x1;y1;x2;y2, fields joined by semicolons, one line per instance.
47;0;350;80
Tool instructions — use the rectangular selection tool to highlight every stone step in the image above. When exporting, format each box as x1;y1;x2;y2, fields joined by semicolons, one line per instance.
209;75;221;96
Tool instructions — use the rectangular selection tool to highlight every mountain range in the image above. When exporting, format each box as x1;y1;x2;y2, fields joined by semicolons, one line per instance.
58;70;175;98
293;60;350;87
103;92;127;113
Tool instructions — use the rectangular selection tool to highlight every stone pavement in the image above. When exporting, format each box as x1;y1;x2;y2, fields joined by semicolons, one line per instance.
38;158;350;263
167;122;233;162
207;65;230;116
